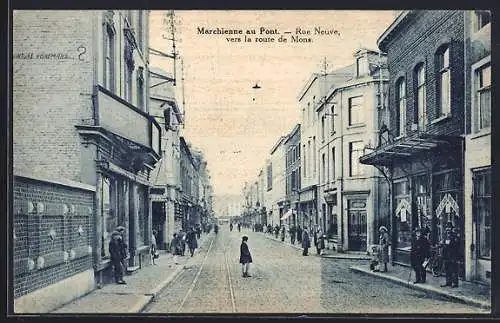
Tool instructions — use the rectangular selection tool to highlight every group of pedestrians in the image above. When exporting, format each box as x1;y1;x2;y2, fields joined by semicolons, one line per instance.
170;227;200;264
369;221;460;288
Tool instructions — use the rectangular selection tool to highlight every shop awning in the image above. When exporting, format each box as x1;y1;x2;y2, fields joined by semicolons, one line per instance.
359;133;461;167
280;208;294;220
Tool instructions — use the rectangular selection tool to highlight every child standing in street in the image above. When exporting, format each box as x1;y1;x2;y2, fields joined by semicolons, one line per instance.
239;236;253;277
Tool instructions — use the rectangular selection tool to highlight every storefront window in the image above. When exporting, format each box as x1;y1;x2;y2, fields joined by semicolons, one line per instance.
474;169;491;259
413;174;431;231
394;179;411;249
136;185;148;247
433;170;462;244
101;176;117;258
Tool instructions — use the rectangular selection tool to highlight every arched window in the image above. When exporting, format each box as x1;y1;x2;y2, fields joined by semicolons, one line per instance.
414;63;426;130
396;77;406;137
436;46;451;118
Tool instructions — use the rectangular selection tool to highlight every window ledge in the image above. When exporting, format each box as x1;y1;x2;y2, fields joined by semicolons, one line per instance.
470;128;491;140
347;123;365;129
431;113;452;125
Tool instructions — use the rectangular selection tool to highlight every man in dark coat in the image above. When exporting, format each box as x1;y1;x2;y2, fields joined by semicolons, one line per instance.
186;227;198;257
296;225;303;244
302;226;311;256
440;222;460;288
410;227;431;284
240;236;253;277
290;225;296;245
109;230;127;284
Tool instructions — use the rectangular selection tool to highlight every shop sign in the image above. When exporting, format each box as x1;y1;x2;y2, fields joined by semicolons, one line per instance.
435;193;459;218
395;199;410;222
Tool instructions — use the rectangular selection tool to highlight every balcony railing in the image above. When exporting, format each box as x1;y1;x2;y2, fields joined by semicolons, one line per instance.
94;85;161;156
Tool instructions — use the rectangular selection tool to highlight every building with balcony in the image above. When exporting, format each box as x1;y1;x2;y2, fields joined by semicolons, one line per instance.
13;10;159;312
149;67;183;249
281;124;301;227
360;11;466;272
463;10;491;284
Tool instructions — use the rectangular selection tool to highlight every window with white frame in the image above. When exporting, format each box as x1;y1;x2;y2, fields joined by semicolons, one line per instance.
436;46;451;117
104;25;115;92
313;137;316;175
322;153;326;183
137;67;144;110
330;105;335;133
321;116;325;141
474;63;491;132
396;78;406;137
473;168;491;259
307;140;311;178
303;144;307;178
349;141;364;177
348;96;364;126
331;147;335;181
414;64;426;130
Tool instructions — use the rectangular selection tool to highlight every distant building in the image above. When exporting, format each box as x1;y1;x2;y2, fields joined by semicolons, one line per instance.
149;67;183;249
282;124;301;227
269;136;288;226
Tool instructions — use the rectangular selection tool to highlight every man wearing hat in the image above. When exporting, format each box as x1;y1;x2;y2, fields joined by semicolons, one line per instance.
440;222;460;288
378;226;390;272
109;230;127;284
410;227;431;284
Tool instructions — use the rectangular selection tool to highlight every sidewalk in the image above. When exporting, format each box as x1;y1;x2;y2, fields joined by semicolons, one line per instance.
51;232;214;314
349;263;491;310
263;233;371;260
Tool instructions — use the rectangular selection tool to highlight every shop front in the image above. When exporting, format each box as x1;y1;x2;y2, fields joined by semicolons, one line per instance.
360;133;465;275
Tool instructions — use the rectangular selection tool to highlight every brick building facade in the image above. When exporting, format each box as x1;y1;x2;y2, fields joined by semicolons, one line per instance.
13;10;160;312
360;11;466;271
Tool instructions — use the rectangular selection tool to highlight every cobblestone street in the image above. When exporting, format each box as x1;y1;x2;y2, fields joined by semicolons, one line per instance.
143;225;489;314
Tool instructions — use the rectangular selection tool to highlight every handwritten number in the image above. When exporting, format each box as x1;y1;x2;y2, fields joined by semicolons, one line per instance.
78;46;87;61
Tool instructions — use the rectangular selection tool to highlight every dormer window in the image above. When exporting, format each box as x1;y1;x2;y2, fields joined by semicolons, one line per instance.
356;56;369;77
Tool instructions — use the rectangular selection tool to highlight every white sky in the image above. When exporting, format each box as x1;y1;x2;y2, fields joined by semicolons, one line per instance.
149;10;397;197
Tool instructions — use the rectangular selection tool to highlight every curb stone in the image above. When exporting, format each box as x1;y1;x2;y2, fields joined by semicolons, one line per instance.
264;235;371;260
349;265;491;310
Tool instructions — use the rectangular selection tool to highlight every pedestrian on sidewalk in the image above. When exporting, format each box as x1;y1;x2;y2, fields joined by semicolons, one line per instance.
296;225;303;245
302;226;311;256
238;223;241;232
151;230;159;265
240;236;253;277
290;224;296;245
314;226;324;255
274;225;280;239
186;227;198;257
178;229;187;256
230;222;234;232
440;222;460;288
280;226;286;242
378;226;390;272
109;230;127;284
170;233;182;264
115;226;130;274
195;224;202;239
410;227;431;284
